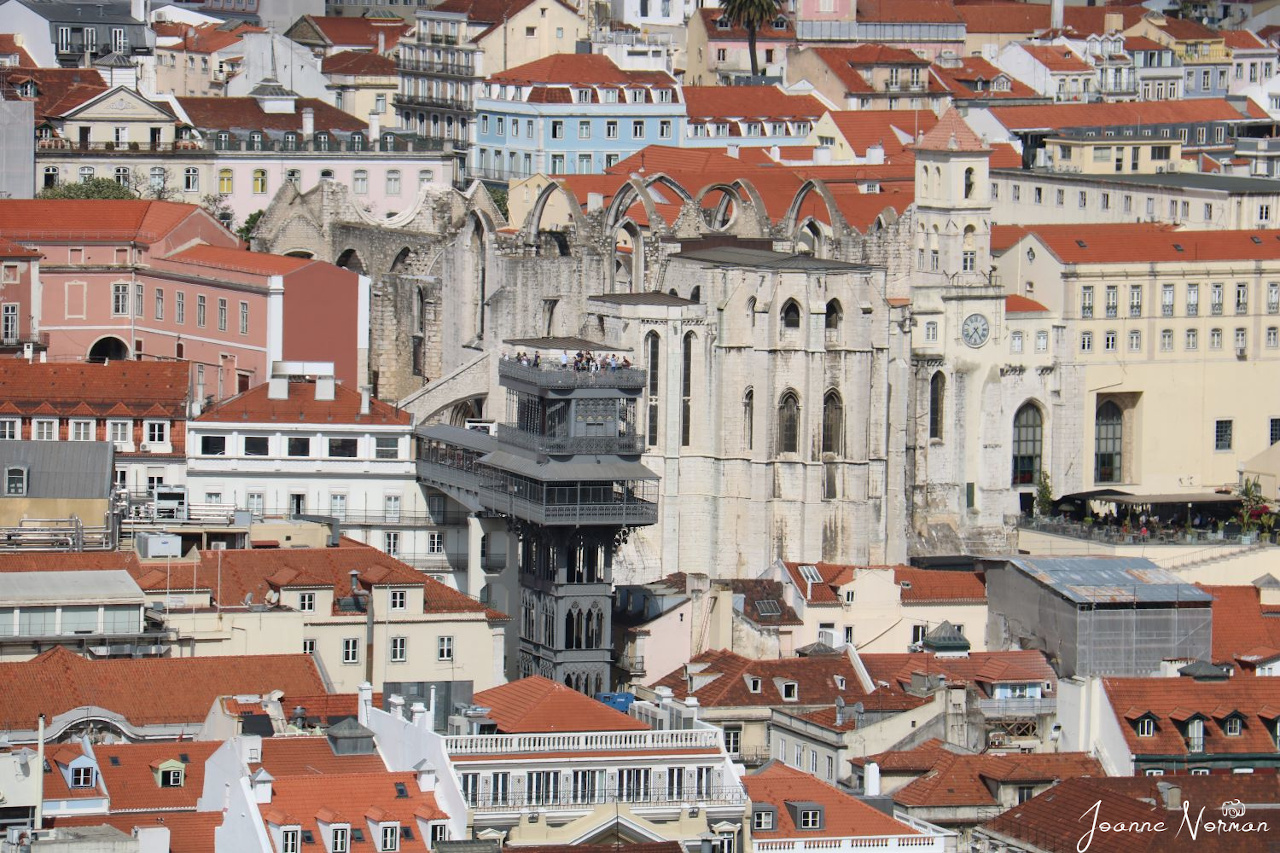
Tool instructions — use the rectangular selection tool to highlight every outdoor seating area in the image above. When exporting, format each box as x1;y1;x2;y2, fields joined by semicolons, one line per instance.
1020;489;1274;547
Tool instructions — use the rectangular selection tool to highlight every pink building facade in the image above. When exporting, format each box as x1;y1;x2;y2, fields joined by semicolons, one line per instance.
0;200;369;401
0;237;42;354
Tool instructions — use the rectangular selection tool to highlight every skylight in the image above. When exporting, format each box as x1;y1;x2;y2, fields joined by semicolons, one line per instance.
756;599;782;616
799;564;823;583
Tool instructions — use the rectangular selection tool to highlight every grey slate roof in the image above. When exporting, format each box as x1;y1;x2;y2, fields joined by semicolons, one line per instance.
0;440;113;499
996;556;1213;605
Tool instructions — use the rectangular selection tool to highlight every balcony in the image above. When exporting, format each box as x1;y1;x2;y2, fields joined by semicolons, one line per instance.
495;423;644;456
466;784;747;813
1175;44;1229;63
244;508;471;527
498;360;647;390
976;697;1058;717
883;80;928;93
395;92;473;111
399;58;477;77
446;728;724;757
429;33;459;45
616;653;646;676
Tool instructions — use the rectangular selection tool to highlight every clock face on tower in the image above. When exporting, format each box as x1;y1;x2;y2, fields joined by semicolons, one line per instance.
961;313;990;348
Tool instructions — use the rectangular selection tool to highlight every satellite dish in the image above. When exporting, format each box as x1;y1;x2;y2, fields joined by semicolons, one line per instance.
835;696;846;708
264;589;279;605
852;702;865;715
243;592;254;606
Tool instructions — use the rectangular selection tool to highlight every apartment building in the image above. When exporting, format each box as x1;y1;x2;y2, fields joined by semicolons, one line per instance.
0;0;153;70
786;45;949;113
681;86;821;150
684;9;796;86
151;20;264;97
0;199;369;395
473;54;681;179
0;236;42;355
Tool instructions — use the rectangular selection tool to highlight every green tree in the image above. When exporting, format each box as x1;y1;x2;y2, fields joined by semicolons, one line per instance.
237;210;264;243
720;0;781;77
1237;475;1266;533
37;178;135;200
1035;469;1055;518
488;185;509;219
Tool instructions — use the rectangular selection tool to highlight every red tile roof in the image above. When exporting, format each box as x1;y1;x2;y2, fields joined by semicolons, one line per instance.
956;3;1050;34
830;43;932;66
300;16;411;50
0;236;40;258
0;360;189;419
0;200;207;245
489;53;675;86
5;68;107;122
745;763;921;838
1223;29;1270;50
0;34;37;67
982;775;1280;852
167;244;318;276
1201;584;1280;668
827;110;939;156
94;741;221;812
1104;676;1280;757
0;647;325;732
696;9;797;41
931;56;1041;101
50;812;220;853
260;772;444;851
1124;35;1169;52
722;578;803;627
1006;294;1050;314
176;96;366;133
894;566;987;602
862;651;1058;695
472;676;650;733
321;50;397;76
651;648;929;711
254;736;388;776
1151;14;1221;42
196;379;409;425
872;746;1103;808
858;0;960;23
916;108;989;152
989;99;1260;133
1020;44;1093;72
683;86;824;120
999;223;1280;264
165;21;264;54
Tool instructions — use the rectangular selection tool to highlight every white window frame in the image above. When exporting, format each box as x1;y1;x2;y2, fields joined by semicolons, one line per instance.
70;419;94;441
33;419;57;441
390;636;407;662
342;637;360;664
438;635;454;661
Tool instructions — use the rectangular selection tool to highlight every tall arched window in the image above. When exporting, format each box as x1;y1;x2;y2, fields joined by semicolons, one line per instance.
822;391;843;455
778;392;800;454
218;168;233;194
743;388;754;451
781;300;801;329
929;372;945;440
681;332;694;447
252;169;267;194
825;299;842;331
964;167;975;199
646;332;660;446
1011;403;1043;485
746;296;757;327
1095;401;1123;483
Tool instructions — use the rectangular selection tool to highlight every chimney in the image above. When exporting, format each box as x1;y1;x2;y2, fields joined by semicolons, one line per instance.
1157;781;1181;810
251;768;274;803
864;761;881;796
415;759;438;792
1051;0;1064;31
378;30;386;54
267;374;289;400
428;684;437;729
301;107;315;139
368;112;381;140
410;701;428;728
1104;11;1122;32
834;696;846;727
359;385;371;415
131;0;145;22
135;826;170;853
357;681;374;725
315;374;335;401
726;144;739;159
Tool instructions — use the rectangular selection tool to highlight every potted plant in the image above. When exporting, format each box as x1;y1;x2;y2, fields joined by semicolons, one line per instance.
1261;513;1277;545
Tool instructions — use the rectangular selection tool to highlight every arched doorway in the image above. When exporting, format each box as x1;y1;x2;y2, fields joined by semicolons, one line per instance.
88;336;129;363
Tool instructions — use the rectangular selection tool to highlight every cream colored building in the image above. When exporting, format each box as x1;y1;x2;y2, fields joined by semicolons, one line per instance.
994;224;1280;496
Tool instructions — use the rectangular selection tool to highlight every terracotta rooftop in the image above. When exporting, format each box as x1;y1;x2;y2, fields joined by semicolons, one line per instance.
1151;14;1220;42
49;812;220;853
1124;35;1169;52
0;236;39;258
164;21;263;54
297;15;411;50
869;745;1103;808
857;0;960;23
0;34;37;67
682;86;824;120
176;96;366;133
1006;294;1050;314
4;68;107;121
0;360;189;419
651;648;928;711
997;223;1280;264
745;763;922;838
916;108;989;152
780;561;986;604
930;56;1040;100
1200;584;1280;669
1020;44;1093;72
828;43;932;66
94;741;221;812
862;651;1058;696
697;8;796;41
260;772;444;850
1223;29;1270;50
166;244;319;276
472;675;650;733
321;49;397;76
0;200;205;245
721;578;803;627
989;99;1265;133
0;647;325;733
827;110;939;156
196;379;410;425
1104;676;1280;757
254;736;388;776
489;53;675;87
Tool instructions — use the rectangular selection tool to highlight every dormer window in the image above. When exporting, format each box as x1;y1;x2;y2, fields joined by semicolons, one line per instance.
799;809;822;829
748;677;762;693
281;827;301;853
834;676;846;690
71;766;95;788
773;16;787;28
161;768;184;787
380;824;400;852
1186;717;1205;752
5;466;26;496
576;88;591;103
332;827;350;853
752;809;775;831
283;132;298;151
215;131;231;150
18;81;36;98
350;133;365;151
1137;717;1155;737
781;681;799;701
1226;716;1243;736
716;16;730;28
